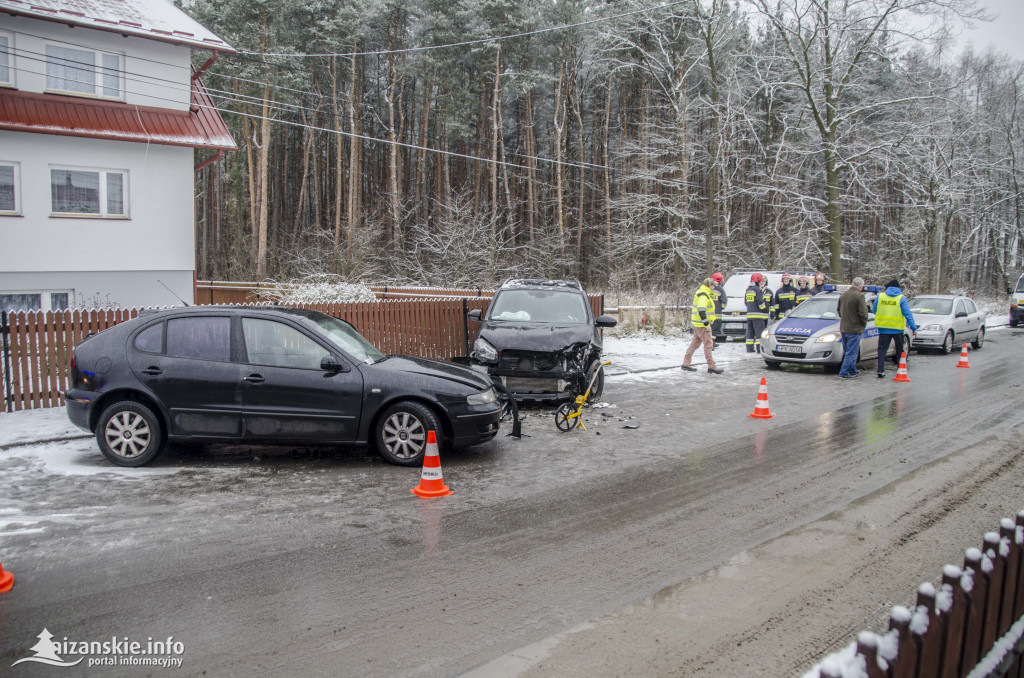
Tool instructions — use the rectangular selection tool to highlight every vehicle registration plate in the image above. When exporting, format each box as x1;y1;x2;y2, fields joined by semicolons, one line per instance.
725;322;744;329
774;345;802;354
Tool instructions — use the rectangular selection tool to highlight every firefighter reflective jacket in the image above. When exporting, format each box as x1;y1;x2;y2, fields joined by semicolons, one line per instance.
762;286;775;318
745;284;769;320
776;283;797;316
691;284;717;328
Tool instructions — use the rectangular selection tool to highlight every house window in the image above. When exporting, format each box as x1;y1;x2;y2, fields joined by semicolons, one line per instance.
0;162;19;214
45;43;122;99
0;32;12;87
0;291;73;313
50;167;128;217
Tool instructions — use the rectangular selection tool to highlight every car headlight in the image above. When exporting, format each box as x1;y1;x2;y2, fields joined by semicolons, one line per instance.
467;387;498;405
816;332;840;343
920;324;942;332
473;337;498;362
761;328;770;339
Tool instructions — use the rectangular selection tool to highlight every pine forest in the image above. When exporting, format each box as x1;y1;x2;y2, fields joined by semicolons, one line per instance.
185;0;1023;295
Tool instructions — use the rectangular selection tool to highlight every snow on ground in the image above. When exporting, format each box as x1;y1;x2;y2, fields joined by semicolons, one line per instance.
0;406;86;449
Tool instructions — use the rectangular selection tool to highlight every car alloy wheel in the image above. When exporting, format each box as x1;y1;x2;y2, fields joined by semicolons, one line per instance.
383;412;426;460
972;326;985;349
941;331;954;355
375;401;443;466
96;401;165;467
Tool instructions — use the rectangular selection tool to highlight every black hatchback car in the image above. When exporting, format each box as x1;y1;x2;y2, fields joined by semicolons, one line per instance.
467;279;617;400
66;306;501;467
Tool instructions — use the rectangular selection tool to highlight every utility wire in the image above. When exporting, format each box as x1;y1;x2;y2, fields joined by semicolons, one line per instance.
244;0;690;58
5;61;615;173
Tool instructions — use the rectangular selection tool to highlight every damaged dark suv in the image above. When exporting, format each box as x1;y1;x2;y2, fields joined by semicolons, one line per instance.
467;280;617;400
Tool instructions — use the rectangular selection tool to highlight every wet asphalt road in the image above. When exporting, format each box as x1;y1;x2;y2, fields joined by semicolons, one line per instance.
1;330;1023;677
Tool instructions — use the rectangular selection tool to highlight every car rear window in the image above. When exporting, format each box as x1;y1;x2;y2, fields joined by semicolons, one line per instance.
134;323;163;353
166;317;231;362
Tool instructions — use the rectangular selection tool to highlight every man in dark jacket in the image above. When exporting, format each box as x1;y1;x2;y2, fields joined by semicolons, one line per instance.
837;277;869;378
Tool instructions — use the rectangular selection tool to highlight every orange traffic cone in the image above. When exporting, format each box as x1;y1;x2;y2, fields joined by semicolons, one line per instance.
0;561;12;593
749;377;775;419
956;343;970;368
893;352;910;382
410;431;453;498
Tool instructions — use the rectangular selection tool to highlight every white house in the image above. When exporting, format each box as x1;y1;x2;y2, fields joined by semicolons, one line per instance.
0;0;235;312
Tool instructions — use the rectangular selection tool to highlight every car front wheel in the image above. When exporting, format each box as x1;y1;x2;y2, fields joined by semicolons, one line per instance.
96;401;164;467
940;331;954;355
375;401;443;466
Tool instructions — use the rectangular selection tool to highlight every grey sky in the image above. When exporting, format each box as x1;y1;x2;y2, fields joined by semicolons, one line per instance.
960;0;1024;61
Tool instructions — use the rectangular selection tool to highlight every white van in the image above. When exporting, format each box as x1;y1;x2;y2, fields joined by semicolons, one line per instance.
719;270;817;340
1010;273;1024;327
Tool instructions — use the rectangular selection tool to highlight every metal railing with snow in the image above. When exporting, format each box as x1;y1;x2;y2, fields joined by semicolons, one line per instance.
812;511;1024;678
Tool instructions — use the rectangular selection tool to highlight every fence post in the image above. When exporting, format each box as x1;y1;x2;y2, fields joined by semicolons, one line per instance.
1;311;11;413
982;532;1007;655
939;566;968;678
888;606;916;678
461;298;470;357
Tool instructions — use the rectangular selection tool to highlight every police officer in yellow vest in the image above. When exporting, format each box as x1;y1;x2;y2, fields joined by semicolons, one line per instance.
871;277;918;378
681;278;725;374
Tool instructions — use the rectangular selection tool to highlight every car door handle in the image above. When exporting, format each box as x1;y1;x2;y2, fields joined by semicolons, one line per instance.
141;366;163;376
243;374;265;384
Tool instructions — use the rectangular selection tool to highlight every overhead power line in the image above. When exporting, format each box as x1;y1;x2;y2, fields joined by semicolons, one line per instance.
243;0;691;58
5;61;615;174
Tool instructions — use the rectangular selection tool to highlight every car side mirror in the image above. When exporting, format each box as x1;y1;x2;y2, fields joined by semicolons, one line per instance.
596;315;618;328
956;311;968;318
467;308;483;322
321;355;346;372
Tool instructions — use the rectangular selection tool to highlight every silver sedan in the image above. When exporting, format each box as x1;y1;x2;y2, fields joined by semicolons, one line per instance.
909;295;986;354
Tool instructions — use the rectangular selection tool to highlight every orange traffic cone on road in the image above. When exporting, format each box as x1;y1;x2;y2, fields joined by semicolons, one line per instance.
749;377;775;419
0;561;13;593
410;431;453;498
956;343;971;368
893;352;910;382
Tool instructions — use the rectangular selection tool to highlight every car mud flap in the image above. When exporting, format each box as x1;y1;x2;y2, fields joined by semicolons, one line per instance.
491;381;523;438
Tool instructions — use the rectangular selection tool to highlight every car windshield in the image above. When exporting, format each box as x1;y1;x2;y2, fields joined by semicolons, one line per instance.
787;297;839;320
306;315;386;364
908;298;953;315
1016;277;1024;293
488;289;590;324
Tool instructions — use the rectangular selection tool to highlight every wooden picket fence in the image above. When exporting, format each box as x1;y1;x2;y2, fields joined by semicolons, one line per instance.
815;511;1024;678
0;297;504;413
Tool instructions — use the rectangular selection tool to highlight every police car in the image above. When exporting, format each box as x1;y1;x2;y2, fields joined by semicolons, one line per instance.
760;285;913;369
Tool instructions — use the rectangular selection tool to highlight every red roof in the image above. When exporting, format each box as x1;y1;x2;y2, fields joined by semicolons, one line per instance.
0;0;235;53
0;79;236;150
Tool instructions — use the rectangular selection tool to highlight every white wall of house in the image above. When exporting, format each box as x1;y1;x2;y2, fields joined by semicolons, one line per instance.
0;130;196;309
0;14;192;110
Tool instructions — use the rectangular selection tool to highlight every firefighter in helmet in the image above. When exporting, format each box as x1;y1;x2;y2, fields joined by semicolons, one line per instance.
795;276;814;306
745;273;770;353
775;273;797;318
810;272;827;295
